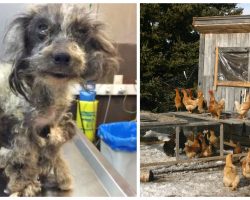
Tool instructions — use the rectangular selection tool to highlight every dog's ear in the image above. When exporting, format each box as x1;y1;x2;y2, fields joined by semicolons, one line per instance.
4;15;33;101
83;26;120;83
3;16;31;62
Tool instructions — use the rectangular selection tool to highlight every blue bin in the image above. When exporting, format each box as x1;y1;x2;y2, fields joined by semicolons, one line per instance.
97;121;137;152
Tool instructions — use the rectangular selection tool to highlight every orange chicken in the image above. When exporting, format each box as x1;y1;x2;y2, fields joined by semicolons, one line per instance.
197;90;206;113
242;150;250;178
209;130;219;149
223;154;240;191
174;88;182;112
197;133;206;150
197;133;212;157
186;132;194;146
181;89;198;113
235;94;250;119
202;144;213;157
208;90;225;119
233;142;242;154
187;88;194;100
184;134;201;158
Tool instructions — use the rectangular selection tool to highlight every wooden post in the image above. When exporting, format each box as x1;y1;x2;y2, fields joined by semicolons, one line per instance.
176;126;180;161
248;50;250;84
213;47;219;91
220;124;224;157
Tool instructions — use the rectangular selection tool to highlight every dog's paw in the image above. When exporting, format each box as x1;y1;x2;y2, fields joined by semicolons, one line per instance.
48;126;66;145
21;182;42;197
58;181;73;191
57;175;73;191
63;120;77;139
9;192;19;197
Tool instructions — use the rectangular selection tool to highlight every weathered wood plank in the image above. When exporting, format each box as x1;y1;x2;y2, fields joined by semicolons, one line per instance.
219;47;250;52
204;34;209;76
214;47;219;89
198;34;205;90
217;34;229;105
227;34;236;111
234;33;245;103
141;121;187;127
215;34;223;98
140;152;247;168
194;25;250;34
193;15;250;25
169;111;248;125
217;81;250;87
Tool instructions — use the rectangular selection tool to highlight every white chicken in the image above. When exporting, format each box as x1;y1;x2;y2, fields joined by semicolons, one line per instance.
235;94;250;119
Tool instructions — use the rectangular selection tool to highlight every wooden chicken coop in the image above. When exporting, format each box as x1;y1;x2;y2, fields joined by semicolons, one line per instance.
141;112;223;162
193;15;250;112
140;15;250;184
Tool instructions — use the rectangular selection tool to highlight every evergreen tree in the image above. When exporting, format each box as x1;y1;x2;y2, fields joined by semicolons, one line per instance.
140;3;243;112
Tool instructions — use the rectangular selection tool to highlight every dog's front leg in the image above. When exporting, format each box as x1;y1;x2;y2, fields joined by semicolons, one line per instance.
0;147;12;168
9;180;41;197
53;153;73;191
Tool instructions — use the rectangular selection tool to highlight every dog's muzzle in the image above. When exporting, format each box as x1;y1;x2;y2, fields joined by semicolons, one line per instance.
34;39;86;78
53;52;71;66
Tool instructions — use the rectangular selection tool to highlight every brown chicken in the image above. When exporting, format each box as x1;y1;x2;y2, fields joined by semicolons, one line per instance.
186;132;194;146
208;90;225;119
233;142;242;154
184;134;201;158
223;154;240;190
235;94;250;119
209;130;219;149
187;88;194;100
181;89;199;113
202;144;213;157
198;134;213;157
197;90;206;113
197;133;206;150
174;88;182;112
242;150;250;178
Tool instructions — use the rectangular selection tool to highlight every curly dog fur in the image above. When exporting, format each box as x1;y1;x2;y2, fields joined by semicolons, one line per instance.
0;4;119;196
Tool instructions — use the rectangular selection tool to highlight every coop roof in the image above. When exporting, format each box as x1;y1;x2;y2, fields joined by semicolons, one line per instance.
193;15;250;33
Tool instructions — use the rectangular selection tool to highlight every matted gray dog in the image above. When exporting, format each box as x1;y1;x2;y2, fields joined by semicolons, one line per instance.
0;4;119;196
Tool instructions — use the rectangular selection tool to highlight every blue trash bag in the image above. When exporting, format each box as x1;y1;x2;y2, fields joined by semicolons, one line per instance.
97;121;137;152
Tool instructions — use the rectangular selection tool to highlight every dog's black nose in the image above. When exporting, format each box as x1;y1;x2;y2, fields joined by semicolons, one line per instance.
53;53;71;65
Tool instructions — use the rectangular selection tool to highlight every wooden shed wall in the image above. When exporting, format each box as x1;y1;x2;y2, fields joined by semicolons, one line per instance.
198;33;250;112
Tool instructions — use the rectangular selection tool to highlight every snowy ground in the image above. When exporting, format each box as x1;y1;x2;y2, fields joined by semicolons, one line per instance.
141;167;250;197
140;144;250;197
140;143;176;164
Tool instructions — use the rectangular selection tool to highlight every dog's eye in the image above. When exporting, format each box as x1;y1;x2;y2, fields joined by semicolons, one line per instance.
77;27;89;35
38;23;48;31
37;23;49;41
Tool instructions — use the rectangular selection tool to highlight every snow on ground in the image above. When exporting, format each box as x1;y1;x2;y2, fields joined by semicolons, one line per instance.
141;167;250;197
140;143;176;164
140;143;250;196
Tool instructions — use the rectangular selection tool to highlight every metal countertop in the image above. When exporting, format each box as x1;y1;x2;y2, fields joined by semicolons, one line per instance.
0;131;136;197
